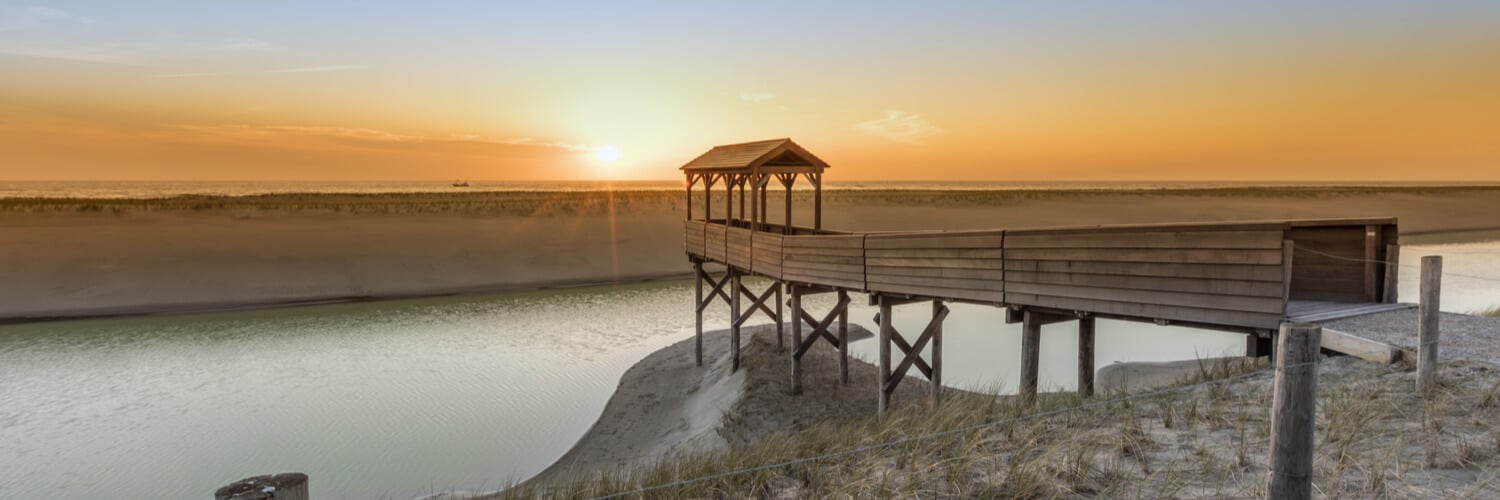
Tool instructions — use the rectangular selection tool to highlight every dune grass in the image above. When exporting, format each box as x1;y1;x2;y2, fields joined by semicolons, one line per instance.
1475;306;1500;318
489;355;1500;499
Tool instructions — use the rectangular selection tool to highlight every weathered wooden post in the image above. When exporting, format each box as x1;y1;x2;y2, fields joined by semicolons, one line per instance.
1266;322;1321;500
775;282;785;351
878;296;893;416
216;473;308;500
1418;255;1442;395
1020;310;1043;404
930;299;944;406
1077;316;1095;397
790;285;803;395
694;261;704;367
838;290;850;385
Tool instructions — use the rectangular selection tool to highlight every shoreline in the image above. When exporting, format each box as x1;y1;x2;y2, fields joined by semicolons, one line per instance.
4;223;1496;325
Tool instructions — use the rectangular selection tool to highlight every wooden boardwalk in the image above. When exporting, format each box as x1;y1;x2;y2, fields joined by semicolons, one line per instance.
679;139;1403;413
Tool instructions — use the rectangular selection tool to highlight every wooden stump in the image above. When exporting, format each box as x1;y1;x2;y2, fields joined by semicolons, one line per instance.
1266;323;1321;500
215;473;308;500
1418;256;1442;395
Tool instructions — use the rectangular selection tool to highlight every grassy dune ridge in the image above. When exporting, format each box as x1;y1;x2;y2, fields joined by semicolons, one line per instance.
5;185;1500;216
495;351;1500;499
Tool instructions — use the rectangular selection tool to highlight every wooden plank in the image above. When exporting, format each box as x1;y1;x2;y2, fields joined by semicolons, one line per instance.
865;281;1005;303
866;233;1004;249
1006;260;1284;282
864;274;1004;291
1005;271;1285;298
1006;220;1290;236
783;253;863;265
1005;230;1283;250
1004;292;1284;330
865;248;1004;259
1005;247;1282;265
865;257;1004;270
783;236;864;249
782;246;864;257
866;265;1006;280
1320;328;1407;365
782;260;865;274
1006;281;1287;314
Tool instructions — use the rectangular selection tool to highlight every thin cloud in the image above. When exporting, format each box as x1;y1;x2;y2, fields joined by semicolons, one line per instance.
855;110;944;145
0;36;275;64
739;91;777;103
273;64;365;74
178;124;590;151
0;6;95;30
152;72;222;79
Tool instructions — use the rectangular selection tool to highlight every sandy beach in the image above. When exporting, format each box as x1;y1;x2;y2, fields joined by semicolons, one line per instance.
4;187;1500;320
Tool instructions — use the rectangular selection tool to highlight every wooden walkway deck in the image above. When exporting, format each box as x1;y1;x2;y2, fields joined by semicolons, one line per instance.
687;217;1400;333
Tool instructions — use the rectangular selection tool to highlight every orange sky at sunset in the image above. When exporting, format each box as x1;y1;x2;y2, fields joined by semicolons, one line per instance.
3;2;1499;181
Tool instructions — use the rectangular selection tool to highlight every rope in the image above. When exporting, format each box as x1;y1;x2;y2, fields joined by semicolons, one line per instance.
1292;243;1500;284
590;344;1400;499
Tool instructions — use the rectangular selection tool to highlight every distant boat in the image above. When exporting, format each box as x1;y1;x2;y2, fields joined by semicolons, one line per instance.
452;180;470;187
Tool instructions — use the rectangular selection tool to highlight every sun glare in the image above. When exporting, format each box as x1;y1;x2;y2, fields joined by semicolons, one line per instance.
596;145;621;162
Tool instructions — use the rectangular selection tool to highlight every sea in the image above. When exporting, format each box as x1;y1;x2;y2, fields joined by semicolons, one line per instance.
3;180;1496;199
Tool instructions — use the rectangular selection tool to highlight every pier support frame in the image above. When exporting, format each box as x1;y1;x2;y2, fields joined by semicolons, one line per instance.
733;277;785;361
1010;308;1072;404
789;285;850;394
875;295;950;416
692;260;732;367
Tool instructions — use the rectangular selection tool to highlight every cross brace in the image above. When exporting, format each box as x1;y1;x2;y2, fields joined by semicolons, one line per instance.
789;286;851;394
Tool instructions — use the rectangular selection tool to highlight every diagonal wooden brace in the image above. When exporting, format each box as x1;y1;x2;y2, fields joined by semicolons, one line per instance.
733;280;779;328
695;268;731;313
883;305;950;395
794;292;851;359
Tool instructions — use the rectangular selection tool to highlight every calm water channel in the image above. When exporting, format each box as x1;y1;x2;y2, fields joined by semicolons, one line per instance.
2;240;1496;498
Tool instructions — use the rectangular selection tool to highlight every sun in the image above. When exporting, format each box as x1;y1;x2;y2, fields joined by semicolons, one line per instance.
595;145;621;162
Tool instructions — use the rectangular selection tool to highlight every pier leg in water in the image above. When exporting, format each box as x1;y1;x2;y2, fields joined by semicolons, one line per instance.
1021;310;1042;404
790;285;803;395
1078;316;1095;397
730;270;741;372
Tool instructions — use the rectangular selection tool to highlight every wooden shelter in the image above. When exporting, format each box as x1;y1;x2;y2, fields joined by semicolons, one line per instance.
681;139;1406;415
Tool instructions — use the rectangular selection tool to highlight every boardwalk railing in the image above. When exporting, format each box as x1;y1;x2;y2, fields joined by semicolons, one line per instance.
686;217;1397;333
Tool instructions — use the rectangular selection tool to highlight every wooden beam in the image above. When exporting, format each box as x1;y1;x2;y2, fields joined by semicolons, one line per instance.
731;270;741;372
790;283;803;395
838;290;849;385
1281;240;1294;315
1320;328;1407;364
930;299;944;406
1266;323;1321;500
694;261;703;367
1364;225;1378;302
1418;256;1442;395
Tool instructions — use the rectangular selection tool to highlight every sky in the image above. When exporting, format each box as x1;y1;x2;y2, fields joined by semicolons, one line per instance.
2;1;1499;181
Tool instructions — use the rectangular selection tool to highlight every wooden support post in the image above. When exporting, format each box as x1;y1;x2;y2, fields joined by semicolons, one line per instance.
1364;225;1379;302
694;261;704;367
749;175;758;232
1418;255;1442;395
685;174;696;220
783;174;793;233
702;174;713;221
790;284;803;395
930;299;943;406
730;270;741;372
838;290;849;385
1078;316;1095;397
724;176;733;224
216;473;308;500
759;176;769;231
878;296;893;416
1247;333;1273;358
1020;310;1043;404
812;172;822;230
1281;240;1294;316
775;281;785;351
1383;243;1400;303
1266;322;1322;500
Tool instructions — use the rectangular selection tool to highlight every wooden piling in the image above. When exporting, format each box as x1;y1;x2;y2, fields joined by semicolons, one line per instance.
1077;316;1095;397
1020;310;1042;404
216;473;308;500
694;261;703;367
930;299;943;405
730;270;741;372
1382;243;1400;303
775;282;785;351
1418;255;1442;394
838;290;849;385
789;285;803;394
878;297;893;416
1266;322;1321;500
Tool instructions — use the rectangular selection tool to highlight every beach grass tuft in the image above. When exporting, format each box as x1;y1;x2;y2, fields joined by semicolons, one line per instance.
486;343;1500;499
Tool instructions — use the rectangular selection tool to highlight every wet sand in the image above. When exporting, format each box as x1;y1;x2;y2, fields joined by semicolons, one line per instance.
4;187;1499;320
